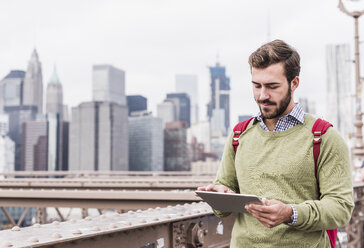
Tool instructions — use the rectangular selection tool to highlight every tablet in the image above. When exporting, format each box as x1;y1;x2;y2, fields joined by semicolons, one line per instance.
195;190;263;213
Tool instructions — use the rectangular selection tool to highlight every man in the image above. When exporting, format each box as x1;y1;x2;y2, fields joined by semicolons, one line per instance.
197;40;354;247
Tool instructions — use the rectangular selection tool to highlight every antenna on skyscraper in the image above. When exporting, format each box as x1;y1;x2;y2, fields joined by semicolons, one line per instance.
216;53;220;66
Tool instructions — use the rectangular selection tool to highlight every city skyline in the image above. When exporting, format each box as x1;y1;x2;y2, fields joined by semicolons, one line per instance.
0;0;362;126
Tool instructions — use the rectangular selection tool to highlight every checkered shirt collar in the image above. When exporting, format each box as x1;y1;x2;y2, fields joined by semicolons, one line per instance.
254;103;305;132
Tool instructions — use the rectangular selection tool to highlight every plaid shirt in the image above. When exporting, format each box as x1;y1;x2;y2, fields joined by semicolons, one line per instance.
254;103;305;132
254;103;305;225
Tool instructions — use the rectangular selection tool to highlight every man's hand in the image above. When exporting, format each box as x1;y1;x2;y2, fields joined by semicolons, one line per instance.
196;184;235;193
245;199;293;228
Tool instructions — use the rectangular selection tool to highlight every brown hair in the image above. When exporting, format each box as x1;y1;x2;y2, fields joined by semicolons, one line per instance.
248;40;300;83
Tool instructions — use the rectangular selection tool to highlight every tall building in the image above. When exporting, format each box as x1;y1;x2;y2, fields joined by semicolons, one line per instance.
0;114;14;173
326;44;353;138
175;74;199;124
166;93;191;127
21;115;69;172
23;49;43;114
69;101;128;171
207;62;230;136
47;114;69;171
46;66;63;119
128;115;163;171
0;114;9;135
0;70;25;112
0;133;15;173
157;100;176;126
92;65;126;106
21;120;48;171
4;106;37;170
127;95;147;115
164;121;190;171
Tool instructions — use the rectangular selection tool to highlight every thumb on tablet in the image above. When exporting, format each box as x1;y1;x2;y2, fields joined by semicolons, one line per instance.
262;198;268;205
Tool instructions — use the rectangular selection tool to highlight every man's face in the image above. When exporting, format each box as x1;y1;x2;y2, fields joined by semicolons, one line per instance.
251;63;293;119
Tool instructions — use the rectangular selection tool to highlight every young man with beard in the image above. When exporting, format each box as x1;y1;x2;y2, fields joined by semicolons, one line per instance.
197;40;354;247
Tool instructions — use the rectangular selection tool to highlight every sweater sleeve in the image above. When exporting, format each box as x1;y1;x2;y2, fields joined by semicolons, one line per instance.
292;128;354;231
213;132;240;218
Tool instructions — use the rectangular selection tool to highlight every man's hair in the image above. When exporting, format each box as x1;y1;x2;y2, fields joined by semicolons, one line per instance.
248;40;300;83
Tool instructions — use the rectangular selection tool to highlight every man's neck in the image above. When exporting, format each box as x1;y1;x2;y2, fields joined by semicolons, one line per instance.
263;102;296;131
264;118;277;131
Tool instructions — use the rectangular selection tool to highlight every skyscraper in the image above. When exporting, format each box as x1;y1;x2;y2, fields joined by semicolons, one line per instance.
157;100;176;126
23;49;43;114
127;95;147;115
21;115;69;172
0;114;9;135
175;74;199;124
166;93;191;127
326;44;353;139
46;66;63;119
69;101;128;171
0;114;14;173
21;120;48;171
0;132;15;173
92;65;126;106
128;115;163;171
4;105;37;170
164;121;190;171
0;70;25;112
207;62;230;136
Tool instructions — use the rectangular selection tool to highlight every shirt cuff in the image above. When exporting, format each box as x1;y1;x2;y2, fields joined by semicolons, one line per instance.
286;204;298;226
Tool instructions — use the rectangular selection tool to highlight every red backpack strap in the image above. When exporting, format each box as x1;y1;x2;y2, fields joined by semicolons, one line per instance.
312;118;333;196
313;118;336;248
232;117;254;153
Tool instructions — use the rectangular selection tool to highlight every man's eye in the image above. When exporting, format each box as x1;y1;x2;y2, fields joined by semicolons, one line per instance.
268;86;278;89
254;85;261;88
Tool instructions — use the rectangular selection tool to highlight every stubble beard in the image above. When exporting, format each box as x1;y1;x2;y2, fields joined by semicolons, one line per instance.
258;85;292;120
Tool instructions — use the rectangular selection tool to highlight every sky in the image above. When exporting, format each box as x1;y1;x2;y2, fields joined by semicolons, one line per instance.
0;0;362;126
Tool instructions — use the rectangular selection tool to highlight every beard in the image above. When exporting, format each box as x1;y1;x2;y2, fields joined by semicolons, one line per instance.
257;84;292;120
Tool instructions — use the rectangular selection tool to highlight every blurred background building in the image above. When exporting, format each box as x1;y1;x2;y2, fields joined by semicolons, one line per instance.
129;114;163;171
92;64;126;106
23;50;43;115
175;74;199;124
326;43;354;140
69;101;128;171
207;62;230;137
164;121;190;171
127;95;147;116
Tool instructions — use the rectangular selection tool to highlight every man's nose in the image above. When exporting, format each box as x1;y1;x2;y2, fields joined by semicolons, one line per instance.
259;88;270;101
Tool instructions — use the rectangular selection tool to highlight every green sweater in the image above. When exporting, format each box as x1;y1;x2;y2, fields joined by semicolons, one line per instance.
214;114;354;247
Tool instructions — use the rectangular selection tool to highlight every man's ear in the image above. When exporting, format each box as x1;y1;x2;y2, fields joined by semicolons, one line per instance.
291;76;299;92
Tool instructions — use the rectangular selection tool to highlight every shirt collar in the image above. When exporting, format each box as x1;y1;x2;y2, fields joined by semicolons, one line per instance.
254;103;305;124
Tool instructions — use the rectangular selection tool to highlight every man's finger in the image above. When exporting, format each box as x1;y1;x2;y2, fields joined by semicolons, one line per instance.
205;184;215;191
247;204;275;214
249;211;277;228
248;209;280;221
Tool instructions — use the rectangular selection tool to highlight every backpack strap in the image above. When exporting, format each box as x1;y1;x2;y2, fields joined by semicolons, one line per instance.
312;118;336;248
232;117;254;153
312;118;333;196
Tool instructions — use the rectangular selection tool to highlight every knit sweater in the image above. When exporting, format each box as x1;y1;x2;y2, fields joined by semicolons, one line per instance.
214;114;354;247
